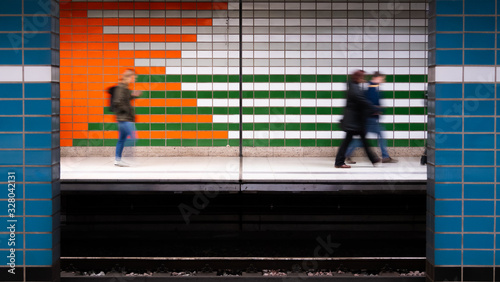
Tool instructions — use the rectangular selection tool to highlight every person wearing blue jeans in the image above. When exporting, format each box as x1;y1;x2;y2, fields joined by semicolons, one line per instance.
113;69;141;167
345;72;397;164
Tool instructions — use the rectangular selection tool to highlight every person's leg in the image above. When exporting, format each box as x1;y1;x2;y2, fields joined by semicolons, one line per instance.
359;131;380;164
115;121;128;161
369;118;390;159
345;138;362;158
335;132;354;167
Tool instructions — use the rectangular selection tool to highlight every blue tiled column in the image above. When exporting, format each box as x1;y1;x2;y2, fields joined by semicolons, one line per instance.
0;0;60;281
428;0;499;281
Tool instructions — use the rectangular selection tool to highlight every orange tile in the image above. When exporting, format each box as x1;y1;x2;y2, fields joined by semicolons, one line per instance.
213;131;229;139
72;67;87;75
73;107;88;115
73;123;87;130
60;26;72;33
167;131;181;138
151;2;166;9
60;66;72;75
181;131;196;139
165;35;180;42
198;18;212;26
198;131;212;139
60;34;72;42
60;11;72;18
104;67;119;75
73;131;89;139
149;66;166;75
150;19;165;26
88;83;105;91
103;43;118;50
165;19;181;25
119;59;135;66
60;18;71;25
72;42;87;50
88;51;103;58
73;75;87;83
166;83;181;91
89;131;104;139
151;131;166;139
60;91;72;98
89;115;104;123
88;18;103;26
72;2;87;9
73;115;88;123
166;2;181;10
104;59;118;66
135;51;150;58
88;75;103;83
214;2;229;10
103;115;116;123
181;19;196;26
103;34;118;42
104;50;119;58
166;51;182;58
182;99;197;107
134;99;150;107
73;83;88;91
135;19;149;26
61;123;72;131
88;107;102;115
134;2;148;9
60;43;72;50
198;115;212;123
73;34;89;42
60;83;72;91
102;2;116;9
137;131;150;139
60;131;72;139
60;107;72;115
88;43;103;50
182;2;196;10
88;59;103;67
60;99;72;107
135;115;150;123
151;50;166;58
73;26;88;34
73;51;88;58
134;67;150;74
103;82;116;89
72;59;87;66
182;35;197;42
72;91;88;99
104;131;118;139
119;34;134;41
119;51;134;58
118;18;134;26
60;51;72;58
89;66;103;74
88;2;103;9
60;114;73;122
88;26;103;34
151;99;166;107
166;99;181;107
104;75;119;83
151;115;166;123
182;115;196;123
166;115;181;123
88;91;104;99
60;139;73;147
73;18;88;26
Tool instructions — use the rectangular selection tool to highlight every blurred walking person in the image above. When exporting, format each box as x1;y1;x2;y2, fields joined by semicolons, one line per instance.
345;72;397;164
335;70;380;168
113;69;141;167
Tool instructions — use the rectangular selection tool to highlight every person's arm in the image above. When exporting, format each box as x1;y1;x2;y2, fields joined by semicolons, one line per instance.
352;84;379;115
113;86;129;114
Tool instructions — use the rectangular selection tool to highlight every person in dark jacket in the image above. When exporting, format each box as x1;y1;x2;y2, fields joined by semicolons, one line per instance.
113;69;141;167
335;70;380;168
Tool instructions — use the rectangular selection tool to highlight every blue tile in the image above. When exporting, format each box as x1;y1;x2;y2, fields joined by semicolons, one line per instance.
435;134;462;149
0;151;22;165
464;118;494;133
465;0;495;14
464;184;494;199
435;217;462;232
465;200;494;215
495;251;500;266
435;117;462;132
0;234;23;249
0;183;22;199
25;117;52;132
0;83;22;98
0;0;22;14
0;17;22;31
24;16;51;32
464;134;494;149
25;133;52;149
436;0;463;14
25;83;51;98
435;84;463;99
25;150;52;166
0;100;22;115
463;250;494;266
24;50;52;65
0;117;22;132
0;250;23;266
465;33;495;48
0;201;22;216
0;33;22;48
24;0;53;15
25;100;52;115
24;33;51;48
435;234;461;249
25;250;52;266
465;84;495;99
25;200;52;216
435;250;462;265
0;50;22;65
25;234;52;249
0;134;22;149
464;50;495;65
435;200;462;215
464;151;494;166
465;16;496;32
436;50;463;65
0;167;23;183
25;167;52;182
25;184;53;199
25;217;52;232
435;184;462;199
464;217;494;232
436;17;463;31
436;34;463;48
435;150;462;165
436;100;462;115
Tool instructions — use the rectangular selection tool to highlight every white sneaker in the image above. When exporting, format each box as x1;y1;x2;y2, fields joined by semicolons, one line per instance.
114;160;130;167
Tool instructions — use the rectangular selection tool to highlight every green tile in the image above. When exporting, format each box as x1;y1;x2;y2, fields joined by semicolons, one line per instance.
213;91;228;98
385;75;394;83
286;75;300;82
301;123;316;131
89;139;103;146
410;75;427;83
103;107;113;115
151;139;165;146
242;139;253;146
198;75;212;83
243;75;253;82
166;75;180;82
198;139;212;147
198;107;213;115
228;107;239;114
331;123;341;131
394;107;410;115
136;123;150;130
386;140;394;147
182;107;196;114
228;139;239;146
301;139;316;147
270;123;284;130
182;139;197;146
151;107;165;114
317;123;331;131
198;123;212;131
270;91;284;98
228;75;240;82
394;91;410;99
317;107;331;115
213;75;228;82
136;75;149;83
270;75;285;82
136;139;150;146
332;91;345;98
182;91;196;98
166;91;180;98
254;139;269;147
332;139;342;146
286;123;300;130
151;75;166;83
182;75;197;82
270;139;284;146
141;92;151;98
382;92;394;99
382;123;394;130
229;91;239;98
317;91;332;98
301;91;315;98
331;108;343;115
213;140;228;147
182;123;196;131
394;75;409;83
286;139;300;146
255;107;269;114
394;123;409;131
410;91;426;99
136;107;150;114
151;124;165;130
228;124;239;130
302;108;315;115
254;75;269;82
242;123;253;130
270;107;284;115
317;75;332;82
104;139;117;146
286;107;300;114
255;91;269;98
317;139;331;147
410;107;426;115
301;75;315;82
152;91;166;98
167;123;181;130
88;123;103;130
213;124;228;131
394;140;409;147
254;123;269;130
332;75;348;82
167;139;181;146
384;107;394;115
410;123;426;131
242;108;253;114
104;123;118;131
410;139;426;147
167;107;181;114
242;91;253;98
198;91;212;98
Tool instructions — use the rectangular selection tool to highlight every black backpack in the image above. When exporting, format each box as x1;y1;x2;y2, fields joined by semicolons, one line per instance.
107;85;117;112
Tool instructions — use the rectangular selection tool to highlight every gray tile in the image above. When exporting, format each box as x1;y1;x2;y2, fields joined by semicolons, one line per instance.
395;27;410;34
301;59;316;67
242;27;254;33
285;11;301;18
213;11;228;18
394;59;410;67
182;43;197;50
256;11;270;17
254;27;269;34
363;59;380;67
286;59;301;66
213;43;229;50
394;11;410;19
301;11;316;18
317;27;332;34
167;59;181;67
197;27;213;34
379;59;394;67
270;11;285;18
166;27;181;34
332;11;348;18
301;27;317;34
181;59;197;67
301;42;316;50
228;27;239;34
198;59;213;67
243;43;254;50
410;43;427;51
229;59;239;67
270;43;285;50
410;59;427;67
347;43;363;51
332;27;348;34
364;11;379;19
347;27;364;34
317;59;332;67
182;11;197;18
332;59;348;66
379;43;395;51
408;11;426;18
270;59;285;66
348;11;363;18
197;11;212;18
332;43;348;50
242;59;254;67
410;27;427;34
395;43;410;50
165;11;180;18
270;27;285;34
242;11;254;18
228;43;239;50
255;59;270;67
197;43;214;50
317;43;332;50
254;43;270;50
317;11;332;18
364;26;379;34
228;11;239;18
378;27;394;34
213;27;228;33
182;27;197;34
166;43;181;50
348;59;362;65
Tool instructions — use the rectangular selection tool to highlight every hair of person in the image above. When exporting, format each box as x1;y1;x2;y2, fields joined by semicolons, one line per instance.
372;71;384;78
350;70;365;83
120;69;136;82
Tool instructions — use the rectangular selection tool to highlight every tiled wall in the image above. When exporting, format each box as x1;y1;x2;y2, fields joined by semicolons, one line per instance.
0;0;60;281
60;0;428;151
427;0;499;281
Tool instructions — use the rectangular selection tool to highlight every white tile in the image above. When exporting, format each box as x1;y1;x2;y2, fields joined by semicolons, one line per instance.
464;67;495;82
24;66;52;82
435;67;463;82
0;66;22;82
